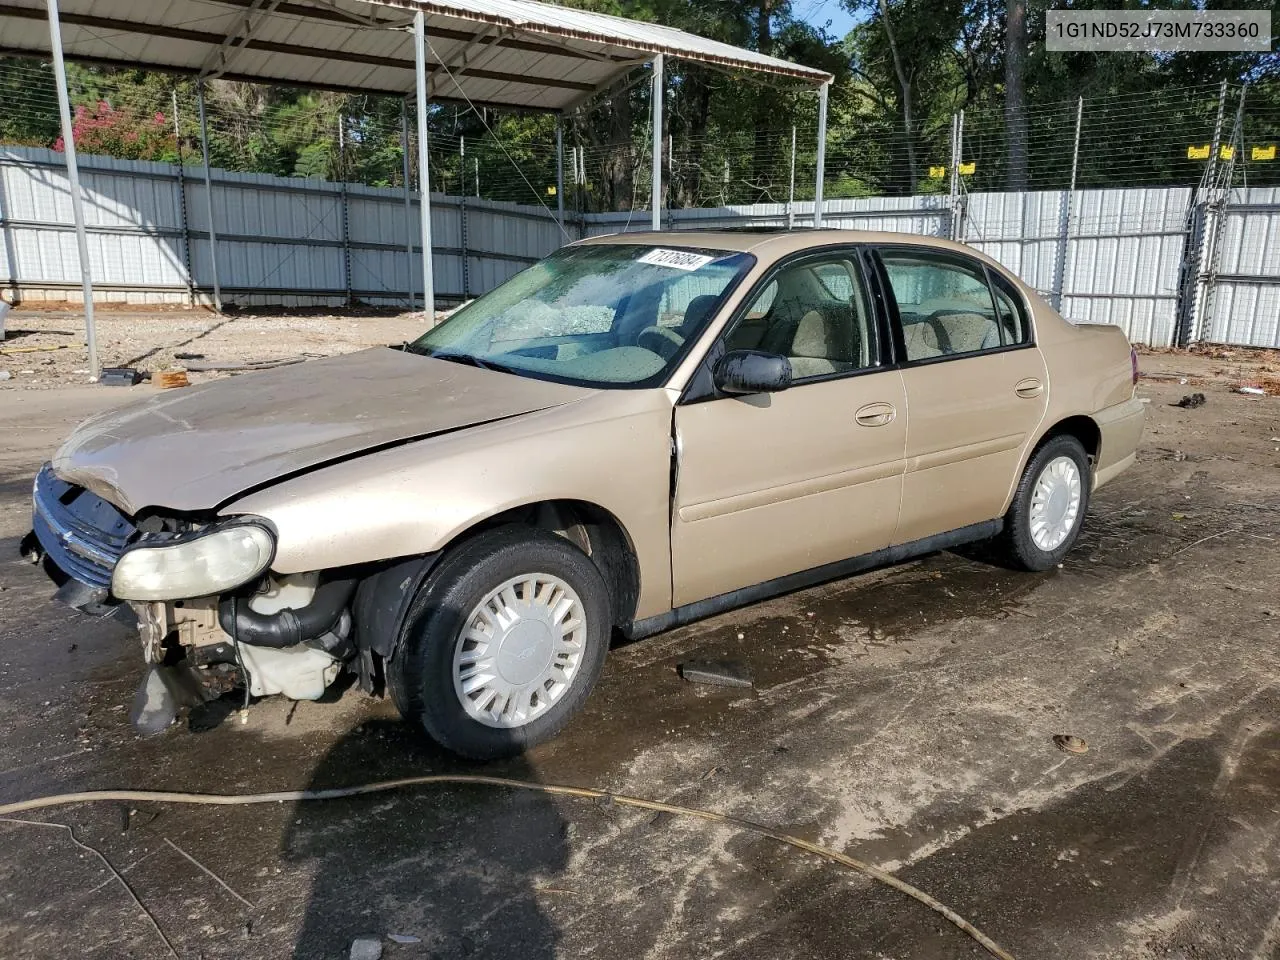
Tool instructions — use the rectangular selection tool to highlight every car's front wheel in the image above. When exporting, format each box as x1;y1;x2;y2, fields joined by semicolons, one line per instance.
388;526;611;759
997;434;1091;571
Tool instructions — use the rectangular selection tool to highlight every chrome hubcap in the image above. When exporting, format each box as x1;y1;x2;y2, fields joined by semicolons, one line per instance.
1029;455;1082;552
452;573;586;729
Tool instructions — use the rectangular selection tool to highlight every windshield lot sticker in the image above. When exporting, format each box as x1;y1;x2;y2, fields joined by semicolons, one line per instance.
637;248;716;271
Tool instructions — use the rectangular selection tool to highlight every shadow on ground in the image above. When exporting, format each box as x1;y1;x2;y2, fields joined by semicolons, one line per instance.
285;720;567;959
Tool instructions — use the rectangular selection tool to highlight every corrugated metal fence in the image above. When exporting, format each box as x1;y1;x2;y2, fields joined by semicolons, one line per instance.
2;146;1277;348
0;147;565;308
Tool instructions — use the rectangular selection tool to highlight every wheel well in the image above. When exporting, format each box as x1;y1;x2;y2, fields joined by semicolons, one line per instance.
1041;415;1100;463
463;500;641;628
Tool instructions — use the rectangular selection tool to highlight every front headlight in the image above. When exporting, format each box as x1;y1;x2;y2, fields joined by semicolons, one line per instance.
111;520;276;601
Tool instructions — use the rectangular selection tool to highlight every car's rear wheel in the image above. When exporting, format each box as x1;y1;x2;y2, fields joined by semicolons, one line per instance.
387;526;610;759
997;434;1091;571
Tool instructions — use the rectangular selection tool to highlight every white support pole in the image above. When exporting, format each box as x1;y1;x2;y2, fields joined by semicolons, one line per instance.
46;0;98;379
196;81;223;313
555;118;565;225
400;98;414;310
814;80;829;229
650;54;664;232
414;12;435;320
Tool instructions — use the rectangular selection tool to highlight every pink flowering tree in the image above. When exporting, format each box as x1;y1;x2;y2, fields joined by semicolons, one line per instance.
54;101;177;162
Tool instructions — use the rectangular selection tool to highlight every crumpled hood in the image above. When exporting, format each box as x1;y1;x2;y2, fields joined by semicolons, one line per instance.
53;348;595;515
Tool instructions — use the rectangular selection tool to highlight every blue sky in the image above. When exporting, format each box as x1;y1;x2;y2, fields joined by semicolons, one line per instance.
794;0;861;39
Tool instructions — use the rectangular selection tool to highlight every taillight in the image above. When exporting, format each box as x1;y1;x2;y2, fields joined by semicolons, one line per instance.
1130;346;1139;385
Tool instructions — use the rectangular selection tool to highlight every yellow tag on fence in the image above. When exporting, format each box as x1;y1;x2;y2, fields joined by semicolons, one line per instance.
1187;144;1210;160
1219;145;1234;160
1252;145;1276;162
546;185;557;196
928;166;947;179
958;162;975;176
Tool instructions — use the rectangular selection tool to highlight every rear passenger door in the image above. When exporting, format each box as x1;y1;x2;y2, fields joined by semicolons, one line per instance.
873;247;1049;545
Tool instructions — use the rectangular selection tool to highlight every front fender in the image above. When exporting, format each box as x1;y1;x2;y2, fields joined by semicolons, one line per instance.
221;389;676;619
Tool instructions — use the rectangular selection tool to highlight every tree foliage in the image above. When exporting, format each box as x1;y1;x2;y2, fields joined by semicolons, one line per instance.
0;0;1276;204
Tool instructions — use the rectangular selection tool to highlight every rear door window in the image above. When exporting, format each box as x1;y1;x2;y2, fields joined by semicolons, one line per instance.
876;250;1026;362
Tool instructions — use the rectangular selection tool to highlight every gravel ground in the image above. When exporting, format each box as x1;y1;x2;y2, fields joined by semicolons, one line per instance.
0;306;430;390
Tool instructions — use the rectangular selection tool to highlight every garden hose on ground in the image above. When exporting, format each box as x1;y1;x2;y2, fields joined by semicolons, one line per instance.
0;775;1016;960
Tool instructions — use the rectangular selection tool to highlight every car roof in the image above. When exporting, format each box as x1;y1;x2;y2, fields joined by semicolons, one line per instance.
574;229;993;264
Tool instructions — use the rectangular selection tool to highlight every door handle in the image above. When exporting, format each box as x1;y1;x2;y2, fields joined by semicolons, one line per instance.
1015;378;1044;399
855;402;896;427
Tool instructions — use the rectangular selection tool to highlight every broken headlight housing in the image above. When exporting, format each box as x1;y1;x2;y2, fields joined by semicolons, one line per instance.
111;519;276;601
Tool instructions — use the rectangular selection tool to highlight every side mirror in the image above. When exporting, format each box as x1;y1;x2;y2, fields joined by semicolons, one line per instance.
713;349;793;395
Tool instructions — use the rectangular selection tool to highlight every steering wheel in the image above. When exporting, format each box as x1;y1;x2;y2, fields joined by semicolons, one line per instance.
636;325;685;360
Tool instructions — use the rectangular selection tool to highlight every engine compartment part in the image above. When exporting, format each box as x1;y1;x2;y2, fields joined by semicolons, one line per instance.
218;575;357;649
233;642;341;700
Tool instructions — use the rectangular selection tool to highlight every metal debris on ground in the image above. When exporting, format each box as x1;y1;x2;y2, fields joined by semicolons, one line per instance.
1235;385;1268;396
678;659;754;688
1173;392;1206;408
1053;734;1089;755
349;934;383;960
388;933;421;944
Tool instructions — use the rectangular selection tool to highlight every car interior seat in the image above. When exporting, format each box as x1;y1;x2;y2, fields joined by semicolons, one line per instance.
787;305;856;378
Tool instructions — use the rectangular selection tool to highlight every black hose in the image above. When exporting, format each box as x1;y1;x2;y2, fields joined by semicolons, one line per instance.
217;577;357;649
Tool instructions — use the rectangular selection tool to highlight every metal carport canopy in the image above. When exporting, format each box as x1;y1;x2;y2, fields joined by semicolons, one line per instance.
2;0;833;381
0;0;832;108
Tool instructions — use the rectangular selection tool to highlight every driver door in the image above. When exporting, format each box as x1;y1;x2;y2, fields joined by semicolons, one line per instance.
670;251;908;607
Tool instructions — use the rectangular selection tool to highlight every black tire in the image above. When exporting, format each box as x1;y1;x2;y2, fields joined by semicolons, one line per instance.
997;434;1092;572
387;526;611;760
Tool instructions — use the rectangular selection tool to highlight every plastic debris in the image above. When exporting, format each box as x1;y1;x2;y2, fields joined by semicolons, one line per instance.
678;659;753;688
0;370;9;381
1053;734;1089;755
349;935;383;960
1235;386;1267;396
100;367;143;387
388;934;421;944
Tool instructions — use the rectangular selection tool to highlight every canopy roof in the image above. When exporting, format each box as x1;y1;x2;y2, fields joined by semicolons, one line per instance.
0;0;832;111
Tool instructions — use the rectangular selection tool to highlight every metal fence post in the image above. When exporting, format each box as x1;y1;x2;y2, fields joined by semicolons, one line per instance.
949;110;966;241
786;125;796;230
172;88;195;307
337;112;352;308
555;118;565;227
948;112;959;239
459;137;469;300
45;0;99;379
1052;97;1084;311
196;80;223;313
650;54;664;231
400;98;414;311
814;80;829;228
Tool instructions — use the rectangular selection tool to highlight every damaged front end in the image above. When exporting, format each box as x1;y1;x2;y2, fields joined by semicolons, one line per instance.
23;464;366;733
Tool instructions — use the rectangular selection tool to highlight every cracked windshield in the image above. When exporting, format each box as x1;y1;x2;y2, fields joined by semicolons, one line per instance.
411;244;754;386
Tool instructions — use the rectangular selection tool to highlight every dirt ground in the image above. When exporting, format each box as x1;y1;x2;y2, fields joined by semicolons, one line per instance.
1;315;1279;960
0;306;427;389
